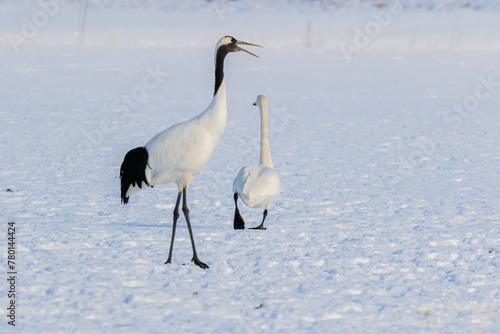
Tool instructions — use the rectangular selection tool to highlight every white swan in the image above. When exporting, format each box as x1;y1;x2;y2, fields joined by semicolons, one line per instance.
232;95;281;230
120;36;261;269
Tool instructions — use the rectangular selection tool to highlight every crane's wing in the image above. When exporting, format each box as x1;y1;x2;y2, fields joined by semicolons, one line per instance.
145;120;218;180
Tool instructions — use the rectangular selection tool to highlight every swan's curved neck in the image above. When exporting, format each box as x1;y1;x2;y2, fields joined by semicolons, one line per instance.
259;101;273;168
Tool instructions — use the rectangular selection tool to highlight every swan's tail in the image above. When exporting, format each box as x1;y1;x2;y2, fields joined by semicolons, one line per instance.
120;147;150;204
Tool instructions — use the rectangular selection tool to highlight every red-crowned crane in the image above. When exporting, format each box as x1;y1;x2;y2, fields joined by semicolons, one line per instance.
120;36;261;269
233;95;281;230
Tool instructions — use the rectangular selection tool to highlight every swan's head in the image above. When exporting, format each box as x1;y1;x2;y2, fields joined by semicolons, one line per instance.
215;36;262;59
253;95;267;109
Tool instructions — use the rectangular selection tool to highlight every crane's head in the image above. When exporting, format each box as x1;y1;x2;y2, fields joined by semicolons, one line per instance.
215;36;262;59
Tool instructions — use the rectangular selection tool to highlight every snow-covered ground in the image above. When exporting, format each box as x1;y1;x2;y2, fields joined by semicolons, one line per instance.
1;1;500;333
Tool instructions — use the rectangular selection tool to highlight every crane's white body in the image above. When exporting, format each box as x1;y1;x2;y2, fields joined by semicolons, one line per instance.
233;96;281;211
147;84;226;187
125;80;227;198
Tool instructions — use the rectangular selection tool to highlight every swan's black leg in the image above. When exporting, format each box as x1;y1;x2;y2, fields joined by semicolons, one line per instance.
250;209;268;230
182;187;209;269
165;191;182;264
233;193;245;230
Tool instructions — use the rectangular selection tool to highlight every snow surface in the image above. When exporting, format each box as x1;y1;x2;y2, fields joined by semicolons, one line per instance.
1;1;500;333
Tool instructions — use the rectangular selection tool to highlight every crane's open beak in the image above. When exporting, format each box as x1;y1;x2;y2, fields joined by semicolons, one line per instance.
236;40;262;58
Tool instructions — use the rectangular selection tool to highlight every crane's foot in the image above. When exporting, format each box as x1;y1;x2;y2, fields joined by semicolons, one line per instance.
164;257;172;265
192;257;209;269
249;223;266;230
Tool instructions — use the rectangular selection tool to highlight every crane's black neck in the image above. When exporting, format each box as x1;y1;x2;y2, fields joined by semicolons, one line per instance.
214;46;229;96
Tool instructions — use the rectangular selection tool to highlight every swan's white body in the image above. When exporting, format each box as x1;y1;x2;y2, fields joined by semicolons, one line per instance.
233;95;280;229
233;164;280;210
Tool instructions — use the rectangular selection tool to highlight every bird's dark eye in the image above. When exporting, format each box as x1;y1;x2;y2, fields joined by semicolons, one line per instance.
231;37;237;44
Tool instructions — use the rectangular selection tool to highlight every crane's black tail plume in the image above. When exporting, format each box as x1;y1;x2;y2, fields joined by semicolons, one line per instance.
120;147;150;204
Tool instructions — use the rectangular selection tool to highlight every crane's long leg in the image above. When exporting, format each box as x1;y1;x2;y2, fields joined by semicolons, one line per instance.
250;209;268;230
165;191;182;264
182;187;209;269
233;193;245;230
